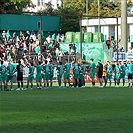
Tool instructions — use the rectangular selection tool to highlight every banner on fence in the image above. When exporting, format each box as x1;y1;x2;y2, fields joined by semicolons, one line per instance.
70;73;99;83
114;52;133;61
23;68;99;83
126;53;133;61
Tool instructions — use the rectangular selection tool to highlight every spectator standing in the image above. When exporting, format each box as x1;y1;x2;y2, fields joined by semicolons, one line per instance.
58;50;64;62
46;35;51;46
55;48;59;62
46;55;51;64
106;37;111;49
52;33;55;41
6;30;10;41
35;45;40;55
29;37;34;53
23;40;28;55
128;47;133;53
60;34;65;42
19;41;24;56
2;31;6;42
56;34;60;42
1;46;6;57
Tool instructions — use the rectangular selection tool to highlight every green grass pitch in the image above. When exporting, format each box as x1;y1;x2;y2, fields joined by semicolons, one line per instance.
0;83;133;133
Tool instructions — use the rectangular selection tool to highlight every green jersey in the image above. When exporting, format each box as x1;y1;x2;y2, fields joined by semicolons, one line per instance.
49;64;54;75
43;64;50;75
114;65;119;75
36;65;42;75
28;66;35;75
57;65;63;75
7;64;15;76
81;65;86;74
90;62;96;74
35;47;40;54
127;63;133;74
64;63;71;74
0;65;7;77
119;64;126;74
107;65;112;74
73;64;79;74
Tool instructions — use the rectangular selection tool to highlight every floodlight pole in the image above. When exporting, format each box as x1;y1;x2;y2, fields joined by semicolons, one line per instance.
98;0;100;32
86;0;89;31
80;15;82;58
116;17;119;62
121;0;127;52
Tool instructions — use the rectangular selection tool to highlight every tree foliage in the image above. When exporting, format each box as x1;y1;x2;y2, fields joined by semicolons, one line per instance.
89;0;133;17
57;7;81;33
0;0;33;13
39;2;58;15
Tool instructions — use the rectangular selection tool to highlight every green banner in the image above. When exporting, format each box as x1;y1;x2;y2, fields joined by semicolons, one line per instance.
60;42;104;64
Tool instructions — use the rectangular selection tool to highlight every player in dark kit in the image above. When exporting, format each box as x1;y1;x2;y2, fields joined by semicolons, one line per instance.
16;60;24;91
97;59;103;88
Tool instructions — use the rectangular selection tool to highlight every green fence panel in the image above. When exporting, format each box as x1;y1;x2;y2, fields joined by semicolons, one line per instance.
0;14;60;32
65;32;74;43
93;32;103;42
73;32;81;43
84;32;93;42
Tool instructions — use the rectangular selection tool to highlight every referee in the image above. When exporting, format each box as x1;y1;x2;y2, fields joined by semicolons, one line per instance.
97;59;103;88
16;60;24;91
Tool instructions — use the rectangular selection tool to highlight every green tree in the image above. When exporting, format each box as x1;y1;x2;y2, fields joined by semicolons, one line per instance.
57;0;90;33
39;2;58;15
0;0;33;13
57;7;81;33
89;0;133;17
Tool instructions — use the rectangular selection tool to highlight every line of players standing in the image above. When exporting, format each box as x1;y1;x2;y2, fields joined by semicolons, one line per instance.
97;60;133;88
0;59;133;91
0;59;87;91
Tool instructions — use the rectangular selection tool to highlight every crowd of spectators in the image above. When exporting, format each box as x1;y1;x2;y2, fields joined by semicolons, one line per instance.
0;30;68;65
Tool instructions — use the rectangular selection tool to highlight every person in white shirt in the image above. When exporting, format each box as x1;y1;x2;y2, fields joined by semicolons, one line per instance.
46;35;51;45
58;50;64;62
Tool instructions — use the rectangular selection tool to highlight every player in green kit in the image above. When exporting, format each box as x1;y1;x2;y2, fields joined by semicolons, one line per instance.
6;61;16;90
43;60;50;88
119;61;126;87
90;58;96;88
49;60;54;88
81;61;86;88
36;61;43;89
0;60;7;91
104;62;113;87
25;62;35;90
79;62;86;88
73;60;79;88
57;62;63;88
63;59;71;88
114;62;120;87
127;60;133;87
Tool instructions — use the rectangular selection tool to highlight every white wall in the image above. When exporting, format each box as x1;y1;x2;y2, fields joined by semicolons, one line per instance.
129;25;133;42
115;25;121;40
87;27;95;33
